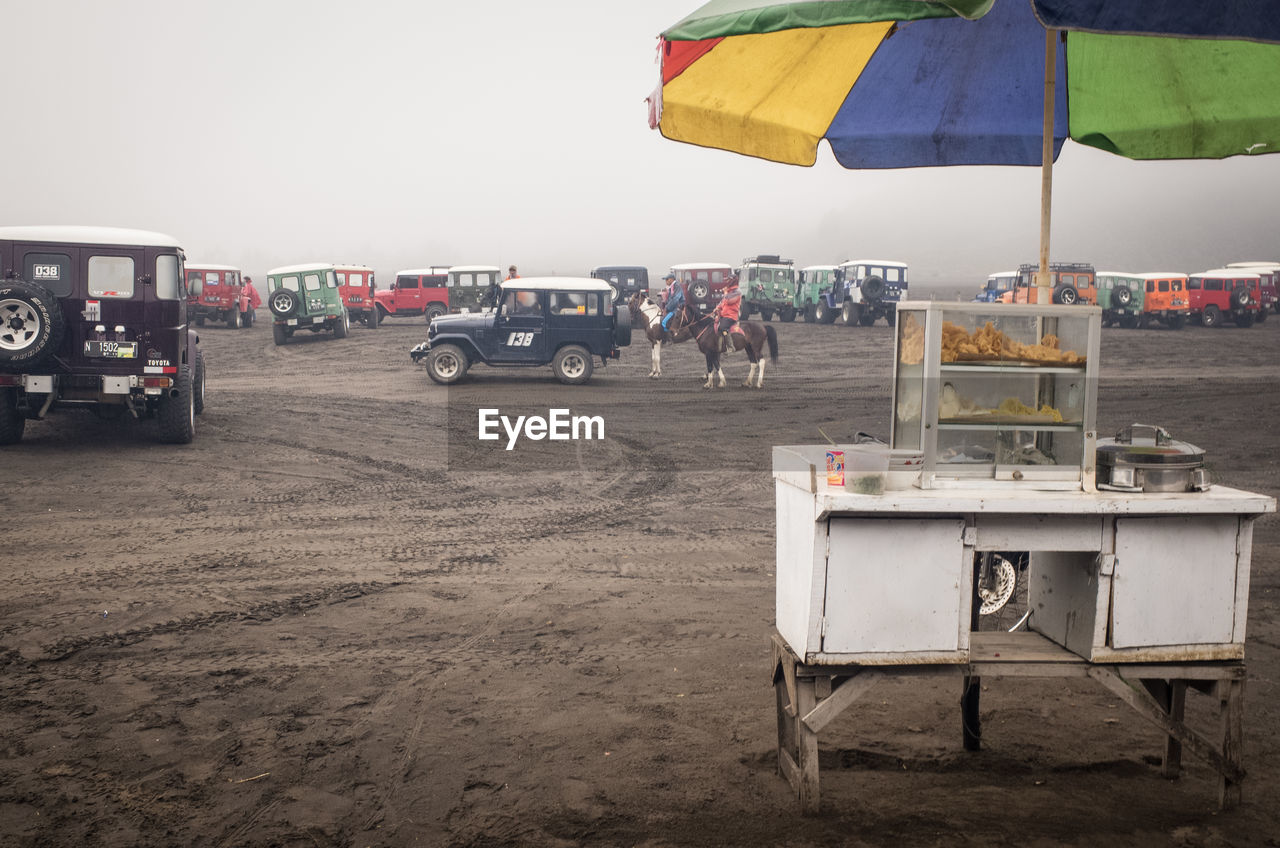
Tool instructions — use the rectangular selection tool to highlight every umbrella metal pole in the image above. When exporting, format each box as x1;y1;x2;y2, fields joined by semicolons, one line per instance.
1037;28;1057;293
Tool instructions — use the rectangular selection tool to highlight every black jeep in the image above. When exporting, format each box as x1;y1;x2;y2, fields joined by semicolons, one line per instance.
410;278;631;385
0;226;204;445
589;265;650;304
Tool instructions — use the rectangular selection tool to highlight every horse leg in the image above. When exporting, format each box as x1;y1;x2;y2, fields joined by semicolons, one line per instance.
650;340;661;378
703;350;716;389
740;337;759;387
755;356;766;388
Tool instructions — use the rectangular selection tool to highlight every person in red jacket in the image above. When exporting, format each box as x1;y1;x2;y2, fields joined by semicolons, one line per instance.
244;276;262;310
712;279;742;343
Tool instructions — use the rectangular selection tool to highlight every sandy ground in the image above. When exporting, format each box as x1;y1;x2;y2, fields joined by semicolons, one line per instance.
2;303;1278;847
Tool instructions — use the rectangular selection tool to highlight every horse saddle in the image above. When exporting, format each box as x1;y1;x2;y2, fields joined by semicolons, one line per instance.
720;323;746;351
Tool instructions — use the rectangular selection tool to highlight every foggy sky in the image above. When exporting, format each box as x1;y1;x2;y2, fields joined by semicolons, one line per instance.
5;0;1278;289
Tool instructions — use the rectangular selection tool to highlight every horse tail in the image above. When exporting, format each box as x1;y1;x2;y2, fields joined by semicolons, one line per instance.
766;325;779;363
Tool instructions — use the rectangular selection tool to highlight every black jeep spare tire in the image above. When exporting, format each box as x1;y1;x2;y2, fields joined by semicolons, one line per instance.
0;280;65;370
1114;286;1132;307
859;275;885;301
1232;286;1251;309
268;289;299;318
613;301;632;347
1054;285;1079;305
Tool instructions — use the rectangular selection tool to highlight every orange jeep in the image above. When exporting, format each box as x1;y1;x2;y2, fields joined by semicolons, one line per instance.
1137;273;1190;329
1009;262;1096;305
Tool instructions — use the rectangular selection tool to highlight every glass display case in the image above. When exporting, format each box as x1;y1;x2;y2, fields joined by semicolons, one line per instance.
892;301;1101;490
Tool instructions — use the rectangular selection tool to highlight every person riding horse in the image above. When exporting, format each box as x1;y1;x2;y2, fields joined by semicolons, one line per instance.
660;273;685;331
711;280;742;348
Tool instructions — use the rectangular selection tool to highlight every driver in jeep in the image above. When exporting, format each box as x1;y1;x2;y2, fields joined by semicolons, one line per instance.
712;280;742;345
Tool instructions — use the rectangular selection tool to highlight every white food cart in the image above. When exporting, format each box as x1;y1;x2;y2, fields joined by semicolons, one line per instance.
771;303;1275;813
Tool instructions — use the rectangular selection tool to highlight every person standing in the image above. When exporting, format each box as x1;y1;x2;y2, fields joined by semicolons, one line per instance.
506;265;520;280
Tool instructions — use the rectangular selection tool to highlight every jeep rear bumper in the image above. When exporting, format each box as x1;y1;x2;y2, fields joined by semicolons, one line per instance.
0;372;177;416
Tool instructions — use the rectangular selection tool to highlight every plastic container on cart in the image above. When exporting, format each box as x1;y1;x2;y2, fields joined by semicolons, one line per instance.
845;444;890;494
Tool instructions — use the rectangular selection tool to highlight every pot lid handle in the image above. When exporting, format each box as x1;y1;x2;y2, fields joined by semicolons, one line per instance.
1115;423;1171;446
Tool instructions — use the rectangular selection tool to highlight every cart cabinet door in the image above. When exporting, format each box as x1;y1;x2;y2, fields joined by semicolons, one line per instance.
825;518;966;654
1112;517;1239;649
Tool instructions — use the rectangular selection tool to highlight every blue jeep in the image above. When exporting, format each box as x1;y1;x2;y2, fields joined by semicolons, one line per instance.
410;278;631;385
811;260;909;326
974;271;1017;302
835;260;909;326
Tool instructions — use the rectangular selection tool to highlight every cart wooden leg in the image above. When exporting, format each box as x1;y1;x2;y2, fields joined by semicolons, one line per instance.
796;677;821;813
1140;679;1186;778
1218;678;1244;810
1162;681;1186;779
773;644;802;799
962;675;982;751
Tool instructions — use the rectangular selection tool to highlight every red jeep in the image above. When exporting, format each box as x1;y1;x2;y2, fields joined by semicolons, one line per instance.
668;262;738;311
1225;262;1278;319
335;264;378;328
1186;269;1261;327
375;267;451;322
186;263;253;328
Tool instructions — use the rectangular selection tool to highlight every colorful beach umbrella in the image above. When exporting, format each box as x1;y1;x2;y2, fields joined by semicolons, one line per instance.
651;0;1280;280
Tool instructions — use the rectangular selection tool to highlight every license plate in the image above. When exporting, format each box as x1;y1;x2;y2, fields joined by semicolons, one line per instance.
84;340;138;359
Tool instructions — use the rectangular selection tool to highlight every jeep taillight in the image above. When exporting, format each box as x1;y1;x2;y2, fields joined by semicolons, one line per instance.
0;375;20;387
140;377;173;389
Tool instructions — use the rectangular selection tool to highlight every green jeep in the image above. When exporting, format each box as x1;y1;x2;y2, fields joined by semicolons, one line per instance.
739;255;797;321
1095;272;1143;327
265;263;351;345
795;265;842;323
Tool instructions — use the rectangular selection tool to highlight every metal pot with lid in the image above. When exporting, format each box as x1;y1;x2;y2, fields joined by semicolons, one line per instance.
1096;423;1210;493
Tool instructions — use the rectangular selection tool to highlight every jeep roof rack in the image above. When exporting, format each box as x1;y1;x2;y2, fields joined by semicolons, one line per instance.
1016;262;1095;274
743;255;792;266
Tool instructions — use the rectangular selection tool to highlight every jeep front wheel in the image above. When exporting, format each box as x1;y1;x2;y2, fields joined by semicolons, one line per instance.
1201;304;1222;328
425;344;470;385
157;366;195;444
816;300;836;324
552;345;593;385
227;308;241;329
0;280;65;370
779;307;796;322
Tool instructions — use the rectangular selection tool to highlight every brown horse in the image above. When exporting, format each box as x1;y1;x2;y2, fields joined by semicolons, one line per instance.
671;304;779;389
627;293;693;378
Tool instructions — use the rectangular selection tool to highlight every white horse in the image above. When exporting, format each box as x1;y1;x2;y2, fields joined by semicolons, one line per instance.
628;294;692;378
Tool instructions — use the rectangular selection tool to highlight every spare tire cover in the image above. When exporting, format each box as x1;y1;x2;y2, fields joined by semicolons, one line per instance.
614;300;632;347
860;275;885;301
